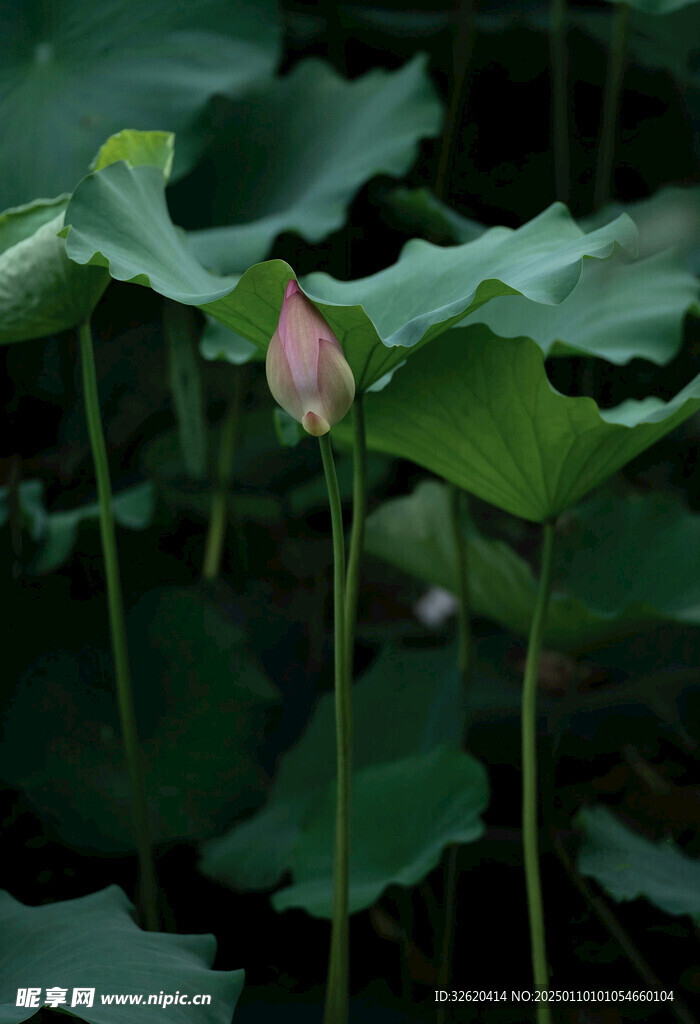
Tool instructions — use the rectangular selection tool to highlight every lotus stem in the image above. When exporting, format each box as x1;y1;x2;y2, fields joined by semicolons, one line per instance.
521;520;556;1023
435;0;476;203
436;484;471;1022
320;432;350;1024
550;0;569;203
202;369;245;581
344;397;367;686
78;318;158;930
594;1;629;209
449;483;471;687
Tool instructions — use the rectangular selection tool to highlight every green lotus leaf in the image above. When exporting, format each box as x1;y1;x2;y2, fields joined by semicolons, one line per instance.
0;197;108;344
0;0;281;210
187;56;443;274
365;480;700;649
0;587;279;851
64;164;636;389
0;130;176;345
0;887;243;1024
272;746;487;919
474;249;697;365
199;316;260;364
0;478;154;574
389;188;697;365
351;323;700;522
576;806;700;918
582;186;700;276
91;129;175;179
200;643;465;893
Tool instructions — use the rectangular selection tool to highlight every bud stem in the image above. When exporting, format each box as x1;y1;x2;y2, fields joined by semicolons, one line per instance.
319;432;351;1024
344;397;366;686
78;317;158;931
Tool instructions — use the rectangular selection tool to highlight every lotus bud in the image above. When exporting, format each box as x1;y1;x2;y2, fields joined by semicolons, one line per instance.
266;280;355;436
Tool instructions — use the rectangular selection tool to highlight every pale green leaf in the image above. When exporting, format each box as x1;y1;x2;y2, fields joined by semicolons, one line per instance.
0;886;243;1024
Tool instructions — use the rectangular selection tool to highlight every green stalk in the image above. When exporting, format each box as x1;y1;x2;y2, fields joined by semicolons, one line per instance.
320;432;350;1024
594;1;629;209
436;484;470;1023
344;397;367;685
435;0;475;203
202;371;245;581
521;521;556;1023
78;319;158;930
549;0;569;203
449;483;471;686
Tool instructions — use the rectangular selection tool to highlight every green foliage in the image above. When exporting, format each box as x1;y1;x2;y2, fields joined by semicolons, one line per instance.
576;806;700;917
200;644;474;899
0;0;281;210
0;130;176;346
64;173;636;389
187;56;444;274
389;189;697;365
199;316;259;364
0;196;108;344
583;186;700;277
164;302;208;479
0;588;279;851
273;746;487;918
0;886;244;1024
353;324;700;522
365;481;700;648
0;480;154;574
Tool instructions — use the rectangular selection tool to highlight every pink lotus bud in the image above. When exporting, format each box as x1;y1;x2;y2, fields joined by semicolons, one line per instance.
266;280;355;436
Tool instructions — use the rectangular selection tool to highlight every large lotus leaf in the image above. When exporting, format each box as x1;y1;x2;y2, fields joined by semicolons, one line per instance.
576;806;700;918
582;186;700;276
365;481;700;648
473;249;697;365
186;56;443;274
0;478;154;574
0;198;108;344
0;0;281;210
0;886;243;1024
272;746;488;919
388;189;697;365
352;323;700;523
0;130;175;345
200;643;464;892
0;587;279;852
63;167;637;390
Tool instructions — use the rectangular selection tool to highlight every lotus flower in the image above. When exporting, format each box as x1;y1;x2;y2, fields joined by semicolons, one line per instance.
266;280;355;436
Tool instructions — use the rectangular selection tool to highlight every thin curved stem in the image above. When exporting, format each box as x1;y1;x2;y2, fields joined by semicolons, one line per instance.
436;485;471;1023
78;319;158;930
449;483;471;687
202;370;245;581
550;0;569;204
594;1;629;209
320;432;350;1024
521;521;556;1023
344;397;367;687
